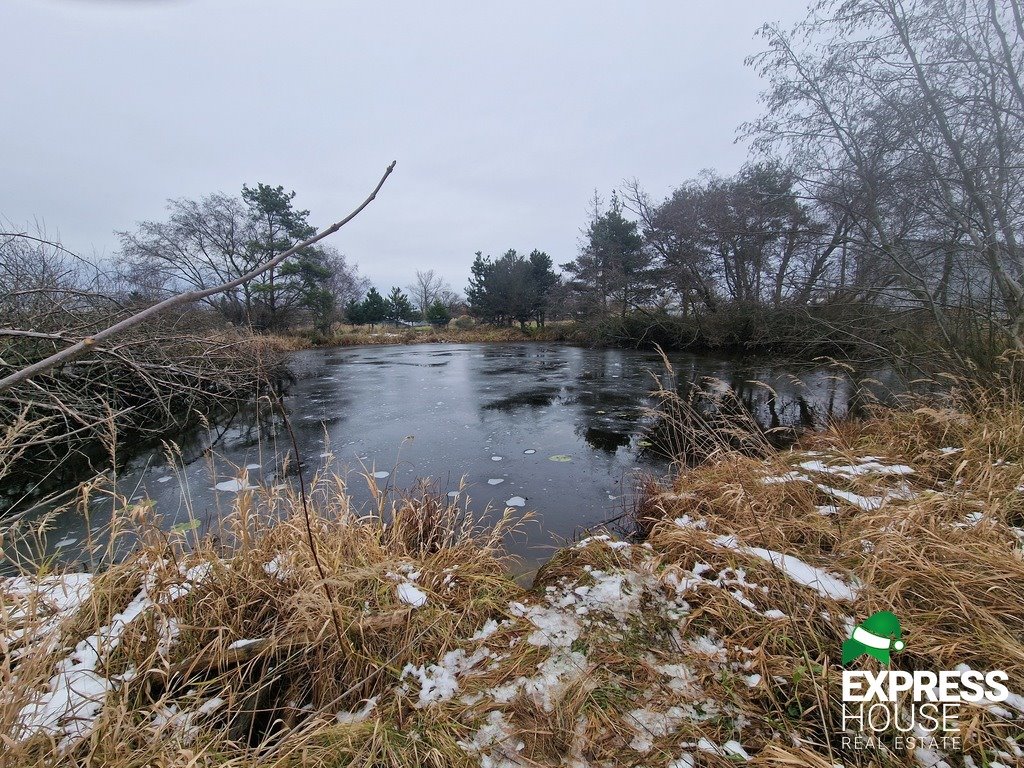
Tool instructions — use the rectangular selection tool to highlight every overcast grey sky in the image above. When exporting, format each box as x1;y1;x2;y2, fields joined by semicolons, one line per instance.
3;0;806;291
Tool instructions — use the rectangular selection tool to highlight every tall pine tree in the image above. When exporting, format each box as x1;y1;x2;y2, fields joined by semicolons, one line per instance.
361;287;388;328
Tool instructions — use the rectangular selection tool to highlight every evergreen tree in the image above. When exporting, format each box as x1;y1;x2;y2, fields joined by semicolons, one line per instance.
563;193;652;317
490;250;536;329
465;252;491;319
426;299;452;327
384;286;416;323
279;248;333;333
345;297;366;325
528;250;559;327
361;287;387;328
242;183;323;330
465;249;556;328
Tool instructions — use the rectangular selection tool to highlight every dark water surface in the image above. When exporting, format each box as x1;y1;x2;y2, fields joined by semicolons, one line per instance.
12;343;904;568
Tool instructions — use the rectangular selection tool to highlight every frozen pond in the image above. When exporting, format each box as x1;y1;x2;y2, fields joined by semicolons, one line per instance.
7;343;906;569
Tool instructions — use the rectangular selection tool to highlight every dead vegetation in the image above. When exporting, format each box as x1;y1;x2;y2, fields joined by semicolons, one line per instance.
268;323;572;351
0;230;290;499
0;320;285;501
1;475;523;766
2;370;1023;767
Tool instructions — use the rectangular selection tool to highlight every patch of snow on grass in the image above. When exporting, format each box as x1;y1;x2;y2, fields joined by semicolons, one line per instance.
658;660;699;695
336;696;377;724
4;572;93;621
713;534;860;601
627;706;690;752
15;573;156;748
263;555;289;580
761;471;810;485
402;647;490;707
3;573;94;654
800;459;914;478
695;738;751;760
165;562;212;601
575;534;631;551
471;618;502;641
457;710;525;765
510;602;581;648
397;582;428;608
816;484;886;511
571;571;644;622
519;651;588;712
227;638;263;650
153;697;225;742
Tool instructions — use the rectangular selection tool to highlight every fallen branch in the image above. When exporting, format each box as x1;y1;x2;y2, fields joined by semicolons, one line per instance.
0;161;396;393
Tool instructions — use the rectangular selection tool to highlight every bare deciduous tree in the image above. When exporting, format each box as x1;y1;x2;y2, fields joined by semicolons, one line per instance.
407;269;451;320
748;0;1024;352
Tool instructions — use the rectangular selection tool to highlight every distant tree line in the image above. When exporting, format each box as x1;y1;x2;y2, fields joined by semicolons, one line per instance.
548;0;1024;362
118;184;367;334
558;167;856;320
113;0;1024;364
343;271;463;329
118;188;470;334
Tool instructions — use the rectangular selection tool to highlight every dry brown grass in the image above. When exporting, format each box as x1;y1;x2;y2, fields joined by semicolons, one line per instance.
622;372;1024;767
3;374;1024;767
1;477;524;767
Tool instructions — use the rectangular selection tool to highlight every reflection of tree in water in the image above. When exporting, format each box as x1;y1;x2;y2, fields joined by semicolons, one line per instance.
476;345;570;381
571;394;647;454
481;387;561;411
583;425;632;453
569;366;656;454
640;360;909;463
709;368;865;431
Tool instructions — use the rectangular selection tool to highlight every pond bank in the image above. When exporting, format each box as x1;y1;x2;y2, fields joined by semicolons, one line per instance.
0;326;287;509
274;302;940;362
266;324;572;351
3;392;1022;767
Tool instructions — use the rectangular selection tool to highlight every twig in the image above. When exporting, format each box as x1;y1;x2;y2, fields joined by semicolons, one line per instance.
272;393;346;651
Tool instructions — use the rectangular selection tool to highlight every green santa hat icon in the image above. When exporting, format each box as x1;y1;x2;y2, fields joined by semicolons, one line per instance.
842;611;906;665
